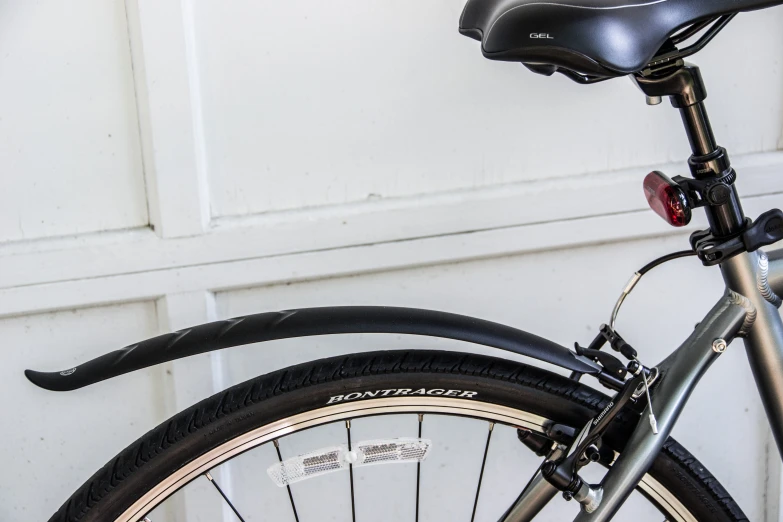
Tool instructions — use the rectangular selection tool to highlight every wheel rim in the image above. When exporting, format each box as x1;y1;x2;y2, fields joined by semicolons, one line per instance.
116;397;696;522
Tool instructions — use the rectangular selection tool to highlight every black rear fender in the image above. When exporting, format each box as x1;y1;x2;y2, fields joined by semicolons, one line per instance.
25;306;615;391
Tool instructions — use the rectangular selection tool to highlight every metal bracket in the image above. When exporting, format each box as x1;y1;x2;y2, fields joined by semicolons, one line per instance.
691;209;783;266
631;367;659;400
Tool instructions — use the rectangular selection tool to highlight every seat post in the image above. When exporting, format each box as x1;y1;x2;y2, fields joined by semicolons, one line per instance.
679;101;718;156
634;63;746;238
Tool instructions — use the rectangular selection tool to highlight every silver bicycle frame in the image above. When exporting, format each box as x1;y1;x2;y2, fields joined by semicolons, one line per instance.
504;247;783;521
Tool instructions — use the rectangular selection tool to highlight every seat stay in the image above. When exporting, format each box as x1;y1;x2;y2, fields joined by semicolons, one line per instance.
574;294;748;520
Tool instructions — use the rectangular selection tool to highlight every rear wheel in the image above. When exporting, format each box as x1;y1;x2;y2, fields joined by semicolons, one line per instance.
50;350;747;522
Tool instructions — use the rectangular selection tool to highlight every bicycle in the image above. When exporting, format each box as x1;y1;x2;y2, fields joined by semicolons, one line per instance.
26;1;783;521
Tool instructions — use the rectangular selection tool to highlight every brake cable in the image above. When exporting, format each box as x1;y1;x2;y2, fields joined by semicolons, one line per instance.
574;250;699;432
538;250;699;506
608;249;697;432
610;249;697;329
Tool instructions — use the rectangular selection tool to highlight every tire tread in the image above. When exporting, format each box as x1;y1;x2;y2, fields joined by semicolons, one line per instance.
49;350;746;522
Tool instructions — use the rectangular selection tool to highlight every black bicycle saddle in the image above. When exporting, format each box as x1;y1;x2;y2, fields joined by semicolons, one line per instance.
460;0;783;78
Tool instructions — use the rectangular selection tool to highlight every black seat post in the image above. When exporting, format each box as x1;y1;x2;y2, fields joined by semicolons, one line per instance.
635;63;746;238
680;102;718;156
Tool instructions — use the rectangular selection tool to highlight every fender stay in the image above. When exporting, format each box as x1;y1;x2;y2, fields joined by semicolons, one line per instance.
25;306;607;392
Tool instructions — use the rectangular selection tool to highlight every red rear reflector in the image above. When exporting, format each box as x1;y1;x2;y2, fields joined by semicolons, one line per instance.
643;171;692;227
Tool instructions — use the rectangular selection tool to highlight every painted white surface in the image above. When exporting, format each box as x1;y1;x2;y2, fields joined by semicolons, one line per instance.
1;0;783;521
193;1;783;217
125;0;212;238
0;0;148;242
0;302;164;522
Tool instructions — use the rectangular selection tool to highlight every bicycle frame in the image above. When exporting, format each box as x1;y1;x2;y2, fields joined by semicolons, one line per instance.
602;250;783;519
503;249;783;521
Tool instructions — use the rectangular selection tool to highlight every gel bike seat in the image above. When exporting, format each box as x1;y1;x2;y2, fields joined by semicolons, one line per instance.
460;0;783;79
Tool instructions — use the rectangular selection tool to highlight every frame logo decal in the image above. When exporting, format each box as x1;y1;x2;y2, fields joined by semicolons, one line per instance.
593;401;614;426
327;389;478;404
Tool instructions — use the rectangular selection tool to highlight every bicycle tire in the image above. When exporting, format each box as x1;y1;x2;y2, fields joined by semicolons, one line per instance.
48;350;748;522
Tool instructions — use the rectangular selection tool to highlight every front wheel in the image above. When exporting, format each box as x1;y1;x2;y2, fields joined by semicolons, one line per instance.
50;350;747;522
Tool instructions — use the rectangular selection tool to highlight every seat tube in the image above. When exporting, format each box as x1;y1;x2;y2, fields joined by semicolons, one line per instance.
721;250;783;455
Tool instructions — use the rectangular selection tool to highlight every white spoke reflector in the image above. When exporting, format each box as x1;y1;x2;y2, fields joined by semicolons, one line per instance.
267;438;431;487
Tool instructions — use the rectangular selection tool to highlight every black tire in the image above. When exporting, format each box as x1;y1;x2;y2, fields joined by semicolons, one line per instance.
49;350;747;522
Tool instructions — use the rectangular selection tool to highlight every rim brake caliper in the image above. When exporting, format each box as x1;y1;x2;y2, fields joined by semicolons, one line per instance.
539;362;657;513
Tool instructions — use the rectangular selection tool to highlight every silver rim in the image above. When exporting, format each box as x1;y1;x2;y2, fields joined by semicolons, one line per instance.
115;397;696;522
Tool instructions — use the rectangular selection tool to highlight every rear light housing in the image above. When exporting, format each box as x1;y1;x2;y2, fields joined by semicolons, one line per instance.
643;171;692;227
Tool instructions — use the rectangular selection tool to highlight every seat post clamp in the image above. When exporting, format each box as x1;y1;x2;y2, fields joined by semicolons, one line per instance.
633;63;707;108
687;147;732;179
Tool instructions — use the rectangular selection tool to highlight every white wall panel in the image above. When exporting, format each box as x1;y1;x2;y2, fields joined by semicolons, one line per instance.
0;301;163;522
2;0;782;520
0;0;148;242
192;1;783;217
215;234;771;521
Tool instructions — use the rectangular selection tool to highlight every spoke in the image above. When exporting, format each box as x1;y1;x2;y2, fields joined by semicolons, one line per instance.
416;413;424;522
273;439;301;522
204;471;247;522
346;419;357;522
470;422;495;522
